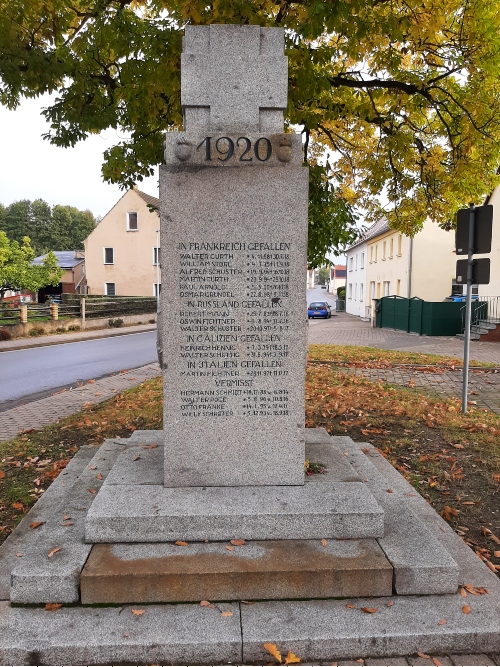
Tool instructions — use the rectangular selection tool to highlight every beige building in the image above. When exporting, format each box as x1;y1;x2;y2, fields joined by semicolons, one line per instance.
84;188;161;296
346;218;460;320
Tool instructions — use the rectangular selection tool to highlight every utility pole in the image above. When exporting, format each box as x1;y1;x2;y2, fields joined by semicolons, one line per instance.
461;204;474;414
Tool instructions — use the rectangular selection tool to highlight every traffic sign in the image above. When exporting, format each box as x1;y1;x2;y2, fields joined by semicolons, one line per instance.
456;205;493;254
456;257;490;285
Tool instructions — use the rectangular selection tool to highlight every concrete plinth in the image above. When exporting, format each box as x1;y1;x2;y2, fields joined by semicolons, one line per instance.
80;538;393;604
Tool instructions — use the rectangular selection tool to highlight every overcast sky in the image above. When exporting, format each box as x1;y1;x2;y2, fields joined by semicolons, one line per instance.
0;93;159;219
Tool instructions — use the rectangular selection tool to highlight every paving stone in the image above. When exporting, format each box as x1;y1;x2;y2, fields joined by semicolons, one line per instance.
9;440;127;604
335;439;459;595
450;655;496;665
408;656;452;666
240;593;500;663
85;481;384;543
0;600;241;664
365;659;409;665
80;538;392;604
0;445;95;601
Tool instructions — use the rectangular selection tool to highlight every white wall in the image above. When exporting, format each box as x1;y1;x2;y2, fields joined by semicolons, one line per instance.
345;242;368;317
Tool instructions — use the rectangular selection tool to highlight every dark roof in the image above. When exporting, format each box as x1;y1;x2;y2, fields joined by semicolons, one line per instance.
347;217;390;251
32;251;84;268
135;189;160;209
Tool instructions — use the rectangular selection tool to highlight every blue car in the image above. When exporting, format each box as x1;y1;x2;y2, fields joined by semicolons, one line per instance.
445;295;479;302
308;301;332;319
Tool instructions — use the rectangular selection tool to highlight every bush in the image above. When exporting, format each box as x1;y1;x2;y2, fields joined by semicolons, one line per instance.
55;327;66;334
0;328;12;341
108;318;124;328
149;319;156;324
28;326;46;337
337;287;346;299
67;324;80;331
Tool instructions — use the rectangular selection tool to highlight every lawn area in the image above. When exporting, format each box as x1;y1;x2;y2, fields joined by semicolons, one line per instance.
1;345;499;576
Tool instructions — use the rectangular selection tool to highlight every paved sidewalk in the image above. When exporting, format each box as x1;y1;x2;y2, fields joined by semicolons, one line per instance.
308;311;500;365
0;322;157;352
0;363;161;442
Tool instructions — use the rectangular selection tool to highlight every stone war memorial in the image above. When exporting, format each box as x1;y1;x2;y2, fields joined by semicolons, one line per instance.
0;24;499;665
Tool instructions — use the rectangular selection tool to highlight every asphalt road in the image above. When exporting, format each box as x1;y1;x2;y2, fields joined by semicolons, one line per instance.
0;331;157;408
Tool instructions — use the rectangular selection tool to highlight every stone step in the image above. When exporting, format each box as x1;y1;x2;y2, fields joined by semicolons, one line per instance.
7;439;129;604
338;439;459;595
80;538;393;604
0;444;95;601
85;481;385;543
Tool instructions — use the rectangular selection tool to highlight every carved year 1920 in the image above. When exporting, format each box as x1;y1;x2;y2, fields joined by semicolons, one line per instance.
197;136;272;162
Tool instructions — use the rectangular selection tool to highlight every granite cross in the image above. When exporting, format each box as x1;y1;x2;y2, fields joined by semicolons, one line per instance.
181;24;288;134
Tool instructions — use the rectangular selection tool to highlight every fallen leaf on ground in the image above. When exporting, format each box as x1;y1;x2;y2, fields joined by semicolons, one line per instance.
11;502;23;510
96;473;103;480
0;470;5;479
63;514;71;520
200;600;214;607
139;444;158;449
131;609;145;616
432;658;442;666
386;601;394;607
225;545;235;551
438;619;447;625
88;466;97;470
48;547;61;557
494;551;500;558
441;506;459;521
30;521;44;530
321;538;327;546
45;603;62;611
87;488;96;494
386;489;393;493
221;611;233;617
241;600;255;605
462;605;471;614
61;521;74;526
360;607;378;613
16;553;23;557
263;643;282;664
133;455;141;461
230;539;245;546
460;587;467;597
175;540;188;547
285;650;301;664
417;652;430;659
345;604;356;609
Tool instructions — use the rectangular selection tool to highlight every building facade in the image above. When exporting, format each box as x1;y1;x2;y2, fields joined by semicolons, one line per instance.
32;250;86;301
84;189;161;297
346;218;460;320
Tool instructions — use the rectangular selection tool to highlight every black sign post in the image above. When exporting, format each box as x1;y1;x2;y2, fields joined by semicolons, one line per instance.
455;204;492;414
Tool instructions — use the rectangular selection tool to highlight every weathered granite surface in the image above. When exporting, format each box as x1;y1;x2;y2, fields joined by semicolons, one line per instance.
8;440;127;604
80;538;393;604
85;480;384;542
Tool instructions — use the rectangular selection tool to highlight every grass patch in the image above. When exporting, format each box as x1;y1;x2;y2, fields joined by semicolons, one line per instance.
1;345;499;575
309;344;495;368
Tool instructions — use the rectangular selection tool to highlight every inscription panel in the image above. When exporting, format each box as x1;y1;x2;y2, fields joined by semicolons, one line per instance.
160;159;308;487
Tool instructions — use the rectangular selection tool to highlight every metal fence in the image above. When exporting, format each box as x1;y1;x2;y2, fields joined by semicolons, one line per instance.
461;295;500;336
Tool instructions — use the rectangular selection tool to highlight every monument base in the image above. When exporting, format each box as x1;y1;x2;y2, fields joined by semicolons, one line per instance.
1;430;499;664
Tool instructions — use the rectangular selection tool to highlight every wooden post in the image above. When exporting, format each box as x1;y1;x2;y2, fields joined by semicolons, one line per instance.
19;304;27;323
50;303;59;321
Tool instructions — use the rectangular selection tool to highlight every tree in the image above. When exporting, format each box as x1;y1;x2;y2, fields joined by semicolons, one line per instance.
0;232;63;300
2;0;500;250
318;266;331;286
1;199;96;255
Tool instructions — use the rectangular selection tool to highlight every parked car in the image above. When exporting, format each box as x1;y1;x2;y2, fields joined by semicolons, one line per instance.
445;295;479;302
308;301;332;319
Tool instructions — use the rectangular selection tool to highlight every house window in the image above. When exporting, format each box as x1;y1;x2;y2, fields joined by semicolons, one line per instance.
153;283;162;297
360;252;365;269
374;245;378;262
153;247;161;265
396;279;401;295
472;285;479;295
390;238;394;258
451;280;463;296
127;212;138;231
349;256;354;271
105;282;116;296
348;283;352;299
397;234;402;255
104;247;114;264
384;281;390;296
355;254;358;270
370;281;376;299
354;283;357;300
359;283;364;302
369;247;373;263
382;241;386;260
